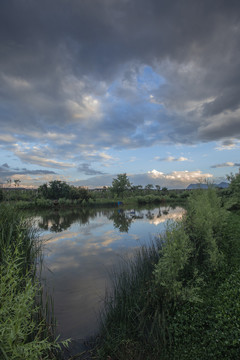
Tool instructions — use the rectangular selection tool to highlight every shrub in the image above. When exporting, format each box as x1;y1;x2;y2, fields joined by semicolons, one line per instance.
154;221;202;304
0;254;62;360
35;198;53;208
169;268;240;359
0;189;3;201
0;204;69;359
185;188;226;273
95;186;240;359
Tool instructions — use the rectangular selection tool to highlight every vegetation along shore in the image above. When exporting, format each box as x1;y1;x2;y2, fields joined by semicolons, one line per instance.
0;172;239;359
0;204;69;359
91;172;240;359
0;173;226;210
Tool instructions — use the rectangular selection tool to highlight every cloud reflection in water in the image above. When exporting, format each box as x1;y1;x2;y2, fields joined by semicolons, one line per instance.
39;206;185;339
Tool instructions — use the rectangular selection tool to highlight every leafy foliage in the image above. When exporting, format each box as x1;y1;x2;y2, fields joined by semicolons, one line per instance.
225;172;240;209
0;204;69;359
38;180;71;199
38;180;91;203
169;268;240;359
0;189;3;201
111;173;131;199
95;185;240;359
0;254;62;360
154;221;200;303
185;188;225;273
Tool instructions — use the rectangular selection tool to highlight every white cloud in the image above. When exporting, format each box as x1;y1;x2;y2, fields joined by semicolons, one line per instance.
75;169;214;189
15;150;74;169
45;132;76;145
147;169;213;187
154;156;190;162
2;74;31;90
0;134;16;143
215;140;240;151
67;96;102;121
149;169;164;178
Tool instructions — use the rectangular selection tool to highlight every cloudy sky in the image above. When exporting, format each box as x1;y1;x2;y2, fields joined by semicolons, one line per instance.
1;0;240;189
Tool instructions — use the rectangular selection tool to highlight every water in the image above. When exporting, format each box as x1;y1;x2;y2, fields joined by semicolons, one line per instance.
33;205;185;340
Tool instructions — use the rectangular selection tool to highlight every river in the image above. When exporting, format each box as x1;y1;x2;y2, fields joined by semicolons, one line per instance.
32;204;185;341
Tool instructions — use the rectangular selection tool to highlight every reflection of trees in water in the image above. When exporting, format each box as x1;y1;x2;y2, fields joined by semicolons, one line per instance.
37;208;100;232
35;205;182;233
162;208;169;215
108;209;133;233
157;208;162;218
146;210;155;220
38;207;133;233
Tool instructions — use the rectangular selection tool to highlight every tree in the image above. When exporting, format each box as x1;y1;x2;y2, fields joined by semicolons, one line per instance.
69;186;91;203
38;180;71;199
111;173;131;199
145;184;154;194
38;181;91;203
0;189;3;202
14;179;21;187
226;172;240;209
162;187;168;194
38;183;48;198
7;179;12;187
130;185;143;196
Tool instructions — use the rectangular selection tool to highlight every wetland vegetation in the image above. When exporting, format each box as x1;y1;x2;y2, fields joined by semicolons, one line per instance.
0;174;190;210
0;204;69;359
93;173;240;359
0;172;239;359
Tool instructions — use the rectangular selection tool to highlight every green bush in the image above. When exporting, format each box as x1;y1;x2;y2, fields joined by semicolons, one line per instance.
154;221;202;304
15;200;36;209
0;254;62;360
185;188;226;273
169;269;240;359
94;186;240;359
0;204;69;359
0;189;3;201
136;194;162;204
35;198;53;208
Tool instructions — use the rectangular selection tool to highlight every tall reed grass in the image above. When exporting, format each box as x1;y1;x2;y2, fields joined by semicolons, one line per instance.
0;204;69;359
94;188;240;359
95;238;170;360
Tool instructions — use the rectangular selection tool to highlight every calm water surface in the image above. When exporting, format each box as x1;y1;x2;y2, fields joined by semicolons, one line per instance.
33;205;185;340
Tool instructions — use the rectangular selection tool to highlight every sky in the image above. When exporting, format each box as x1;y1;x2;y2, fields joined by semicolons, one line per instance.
0;0;240;189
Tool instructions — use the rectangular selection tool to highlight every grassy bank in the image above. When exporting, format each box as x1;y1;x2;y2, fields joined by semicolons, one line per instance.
0;204;69;359
93;186;240;359
2;191;189;210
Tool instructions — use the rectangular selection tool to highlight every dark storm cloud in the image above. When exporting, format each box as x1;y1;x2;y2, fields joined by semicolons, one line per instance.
211;162;240;168
198;116;240;142
0;0;240;155
78;163;106;176
2;163;9;168
0;163;56;180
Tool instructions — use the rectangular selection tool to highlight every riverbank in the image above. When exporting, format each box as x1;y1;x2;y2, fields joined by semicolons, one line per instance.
1;192;188;210
1;181;238;359
0;204;69;359
90;188;240;359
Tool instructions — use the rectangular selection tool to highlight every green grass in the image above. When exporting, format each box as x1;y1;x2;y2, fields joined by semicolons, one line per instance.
3;190;189;210
0;204;69;359
95;239;168;360
94;188;240;359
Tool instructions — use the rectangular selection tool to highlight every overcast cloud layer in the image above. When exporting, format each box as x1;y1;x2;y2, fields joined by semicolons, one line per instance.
0;0;240;188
